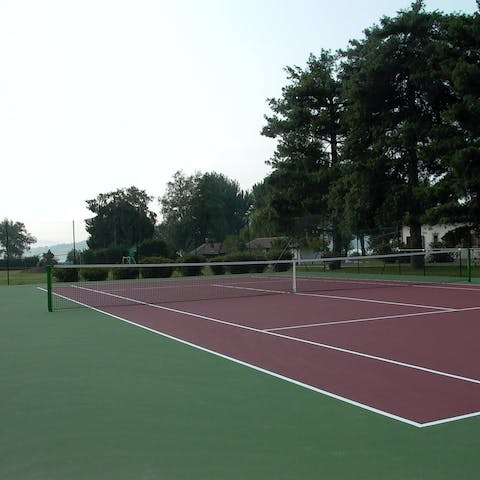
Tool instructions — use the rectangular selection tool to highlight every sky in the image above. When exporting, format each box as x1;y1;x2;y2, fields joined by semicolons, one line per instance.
1;0;477;246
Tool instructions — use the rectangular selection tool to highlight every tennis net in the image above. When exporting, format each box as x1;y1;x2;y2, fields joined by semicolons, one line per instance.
46;249;469;311
47;258;293;311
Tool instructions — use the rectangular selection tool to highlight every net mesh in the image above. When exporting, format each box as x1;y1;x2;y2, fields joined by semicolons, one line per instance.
47;250;469;310
49;259;294;310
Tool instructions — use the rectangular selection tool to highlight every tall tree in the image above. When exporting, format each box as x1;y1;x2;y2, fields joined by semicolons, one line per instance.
341;1;455;265
159;171;251;251
159;171;201;251
261;51;345;254
85;186;156;249
191;172;251;244
0;219;36;258
425;9;480;237
248;180;282;238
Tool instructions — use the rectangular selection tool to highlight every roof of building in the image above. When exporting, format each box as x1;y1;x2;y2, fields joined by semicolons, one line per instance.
191;242;225;256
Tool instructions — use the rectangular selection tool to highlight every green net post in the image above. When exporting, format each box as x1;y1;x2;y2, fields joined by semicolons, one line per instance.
47;265;53;312
467;248;472;283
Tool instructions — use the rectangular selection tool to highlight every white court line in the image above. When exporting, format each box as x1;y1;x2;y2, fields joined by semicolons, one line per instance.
294;291;450;310
294;276;480;293
420;411;480;427
42;287;480;428
265;305;480;332
214;283;450;310
212;284;288;295
96;280;480;297
297;276;408;288
265;309;455;331
214;277;290;286
95;277;291;293
413;284;480;292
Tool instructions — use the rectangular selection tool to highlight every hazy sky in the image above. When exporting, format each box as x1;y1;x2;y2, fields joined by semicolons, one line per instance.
1;0;477;245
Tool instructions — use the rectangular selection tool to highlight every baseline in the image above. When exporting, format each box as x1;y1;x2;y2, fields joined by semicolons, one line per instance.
265;306;480;332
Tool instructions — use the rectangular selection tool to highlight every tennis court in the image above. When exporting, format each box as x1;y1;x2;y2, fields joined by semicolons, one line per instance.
48;268;480;428
2;257;480;479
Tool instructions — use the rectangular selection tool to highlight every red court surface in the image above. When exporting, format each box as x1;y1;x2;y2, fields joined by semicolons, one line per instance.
53;280;480;427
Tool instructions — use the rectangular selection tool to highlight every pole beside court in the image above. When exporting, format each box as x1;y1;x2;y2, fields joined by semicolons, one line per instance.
47;266;53;312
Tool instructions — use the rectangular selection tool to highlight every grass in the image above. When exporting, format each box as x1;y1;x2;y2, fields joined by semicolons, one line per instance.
0;269;46;286
0;285;479;479
298;260;480;283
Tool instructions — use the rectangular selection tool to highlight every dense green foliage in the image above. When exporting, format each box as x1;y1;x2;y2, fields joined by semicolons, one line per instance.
110;267;138;280
340;2;474;264
261;51;344;254
426;8;480;231
259;1;480;261
159;171;251;252
86;187;156;249
79;268;109;281
0;256;39;268
52;267;79;282
81;246;128;264
176;253;206;276
137;238;172;260
0;219;36;259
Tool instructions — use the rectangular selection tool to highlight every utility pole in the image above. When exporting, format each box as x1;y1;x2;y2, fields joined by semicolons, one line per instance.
72;220;77;264
5;221;10;286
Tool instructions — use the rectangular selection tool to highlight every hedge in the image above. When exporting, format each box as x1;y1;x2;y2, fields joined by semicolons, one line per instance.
139;257;174;278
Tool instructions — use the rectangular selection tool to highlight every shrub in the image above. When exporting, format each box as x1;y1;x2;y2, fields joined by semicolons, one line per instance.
177;254;206;276
140;257;174;278
111;267;138;280
268;250;293;272
209;256;226;275
222;252;268;274
249;253;267;273
224;252;255;274
53;268;79;282
80;268;109;281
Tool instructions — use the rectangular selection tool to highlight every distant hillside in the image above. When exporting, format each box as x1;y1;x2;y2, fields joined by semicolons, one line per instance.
28;240;88;261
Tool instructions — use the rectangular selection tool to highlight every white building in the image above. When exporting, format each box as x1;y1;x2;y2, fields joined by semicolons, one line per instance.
401;224;479;248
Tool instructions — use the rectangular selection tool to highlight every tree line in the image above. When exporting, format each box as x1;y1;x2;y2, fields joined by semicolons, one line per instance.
2;2;479;265
82;172;252;261
256;1;480;265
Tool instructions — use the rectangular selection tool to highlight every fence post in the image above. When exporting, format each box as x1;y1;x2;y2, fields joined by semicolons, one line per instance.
467;248;472;283
292;259;297;293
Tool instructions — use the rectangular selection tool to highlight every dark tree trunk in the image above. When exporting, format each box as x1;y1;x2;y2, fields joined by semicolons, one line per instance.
409;220;424;269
